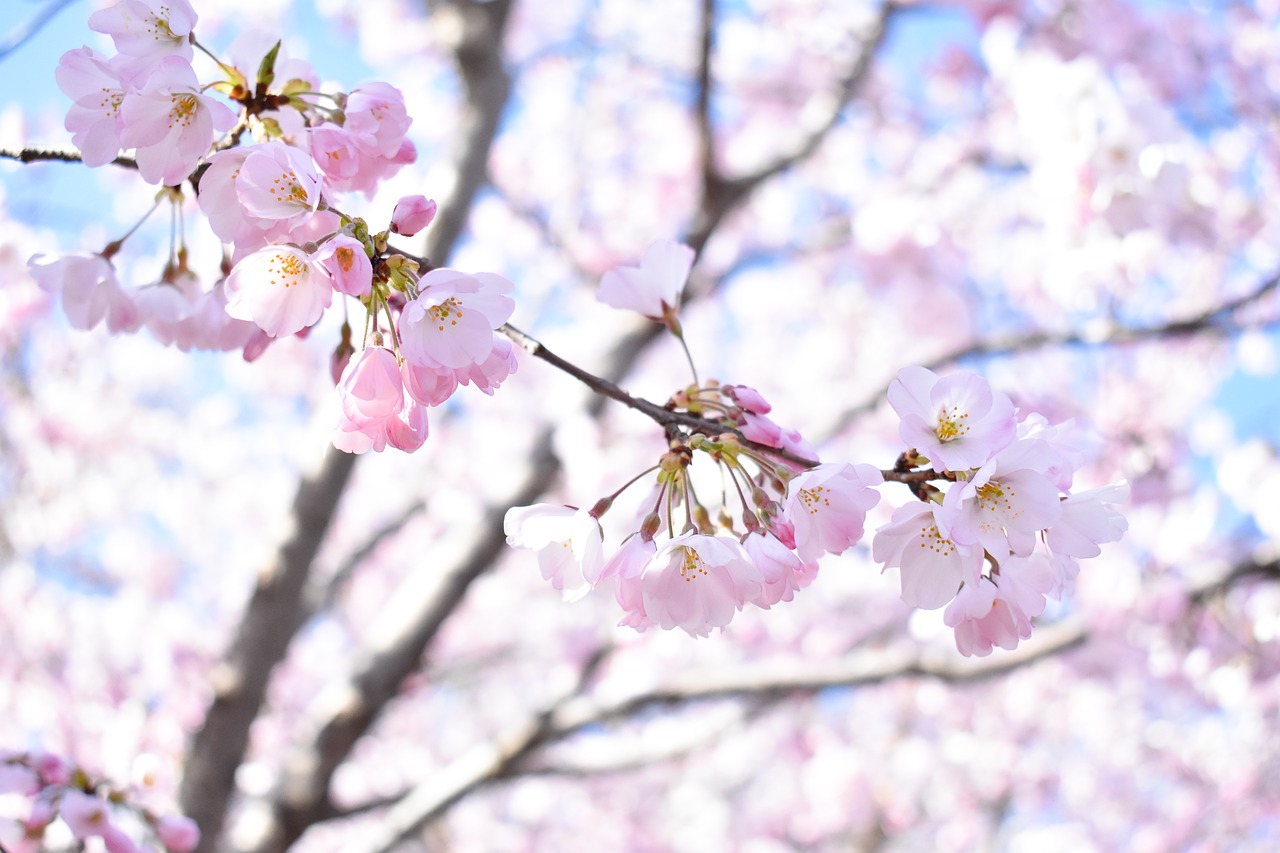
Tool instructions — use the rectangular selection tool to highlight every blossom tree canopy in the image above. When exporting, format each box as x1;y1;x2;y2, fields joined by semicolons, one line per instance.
0;0;1276;850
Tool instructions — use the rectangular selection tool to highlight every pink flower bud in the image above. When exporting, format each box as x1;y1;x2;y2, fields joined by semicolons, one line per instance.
155;815;200;853
390;195;438;236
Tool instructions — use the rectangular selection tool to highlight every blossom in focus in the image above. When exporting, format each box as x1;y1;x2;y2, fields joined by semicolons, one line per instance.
786;462;883;562
597;237;695;320
390;195;438;236
119;55;237;186
88;0;197;61
887;365;1017;471
940;447;1063;558
617;532;763;637
873;501;983;610
316;234;373;298
224;244;332;337
56;47;128;167
398;270;515;370
504;505;606;602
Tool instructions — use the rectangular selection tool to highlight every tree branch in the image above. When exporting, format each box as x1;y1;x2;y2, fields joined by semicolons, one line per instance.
353;619;1086;845
0;147;137;169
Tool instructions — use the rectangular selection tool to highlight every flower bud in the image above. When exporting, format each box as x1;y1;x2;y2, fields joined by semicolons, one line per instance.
390;195;438;236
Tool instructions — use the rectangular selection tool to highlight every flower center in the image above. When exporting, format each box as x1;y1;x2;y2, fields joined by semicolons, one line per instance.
268;170;309;205
169;94;197;128
796;485;831;515
934;405;971;443
428;297;464;331
678;547;709;582
917;521;958;556
268;252;307;287
976;481;1014;514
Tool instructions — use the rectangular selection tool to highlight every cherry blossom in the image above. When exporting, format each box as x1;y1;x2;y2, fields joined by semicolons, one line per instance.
223;244;332;337
873;501;984;610
398;270;515;370
887;365;1017;471
785;462;883;562
390;194;438;236
617;532;763;637
87;0;197;61
596;237;695;320
118;55;237;186
503;504;606;602
56;48;129;167
316;234;373;298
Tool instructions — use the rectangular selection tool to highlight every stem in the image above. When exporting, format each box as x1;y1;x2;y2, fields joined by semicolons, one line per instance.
498;323;821;469
674;330;700;386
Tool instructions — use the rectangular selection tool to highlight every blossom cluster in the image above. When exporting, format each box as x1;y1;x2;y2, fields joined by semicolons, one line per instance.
31;0;519;454
506;241;1126;651
872;366;1128;656
506;383;883;638
0;750;197;853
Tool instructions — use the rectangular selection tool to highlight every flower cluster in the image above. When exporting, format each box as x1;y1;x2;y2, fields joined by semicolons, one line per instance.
0;750;197;853
32;0;519;453
871;366;1128;656
505;382;883;637
507;241;885;636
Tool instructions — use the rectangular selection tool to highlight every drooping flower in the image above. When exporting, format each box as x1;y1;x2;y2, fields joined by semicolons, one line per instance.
597;238;695;320
398;269;515;370
504;504;606;602
617;532;762;637
224;244;332;337
744;530;818;608
785;462;883;562
872;501;984;610
316;234;373;298
887;365;1017;472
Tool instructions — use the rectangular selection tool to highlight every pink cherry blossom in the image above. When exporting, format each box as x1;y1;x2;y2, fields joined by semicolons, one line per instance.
59;789;115;840
119;56;237;186
224;244;332;337
316;234;373;298
398;270;515;370
154;814;200;853
887;365;1017;471
387;402;430;452
56;48;128;167
743;530;817;608
943;557;1055;657
401;359;460;407
503;504;606;602
338;346;403;421
344;82;412;158
872;501;984;610
390;195;438;236
88;0;197;61
1045;482;1129;558
940;449;1063;558
28;252;139;332
785;462;883;562
597;238;695;319
618;532;762;637
722;383;771;414
234;142;324;223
